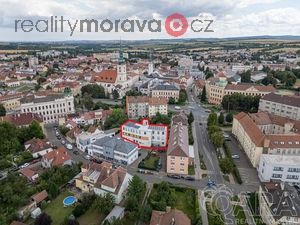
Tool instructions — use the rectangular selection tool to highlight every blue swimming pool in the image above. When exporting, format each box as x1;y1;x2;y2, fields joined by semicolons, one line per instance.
63;196;77;206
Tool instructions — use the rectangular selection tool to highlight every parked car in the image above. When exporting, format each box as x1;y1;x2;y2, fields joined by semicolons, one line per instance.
167;174;181;179
232;154;240;159
174;106;181;110
73;151;79;155
57;136;61;140
20;163;30;169
84;155;91;160
61;140;66;145
66;144;73;150
185;176;195;181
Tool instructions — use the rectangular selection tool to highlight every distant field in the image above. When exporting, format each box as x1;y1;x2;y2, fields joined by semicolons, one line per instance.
0;50;29;53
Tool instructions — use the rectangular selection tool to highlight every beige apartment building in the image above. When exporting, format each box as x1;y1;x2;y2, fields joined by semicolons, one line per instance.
0;93;24;112
206;76;276;105
20;93;75;124
166;112;193;175
151;84;180;100
232;111;300;167
126;96;168;118
259;93;300;120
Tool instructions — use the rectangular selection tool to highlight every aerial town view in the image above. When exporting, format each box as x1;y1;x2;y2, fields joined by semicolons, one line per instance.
0;1;300;225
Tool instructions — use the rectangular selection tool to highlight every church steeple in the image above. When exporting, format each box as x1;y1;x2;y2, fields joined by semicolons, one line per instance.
118;39;125;65
117;38;127;83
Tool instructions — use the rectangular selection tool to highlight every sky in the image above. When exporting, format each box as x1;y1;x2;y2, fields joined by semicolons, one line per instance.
0;0;299;41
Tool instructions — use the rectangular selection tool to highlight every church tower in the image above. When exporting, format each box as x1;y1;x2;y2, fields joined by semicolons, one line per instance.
148;50;154;74
117;41;127;83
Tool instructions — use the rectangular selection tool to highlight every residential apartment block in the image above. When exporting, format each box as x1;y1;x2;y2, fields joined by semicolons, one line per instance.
206;75;276;105
232;111;300;168
20;93;75;124
259;182;300;225
121;119;168;149
75;162;132;204
258;154;300;184
259;93;300;120
88;136;139;166
166;112;194;175
126;96;168;118
151;84;180;100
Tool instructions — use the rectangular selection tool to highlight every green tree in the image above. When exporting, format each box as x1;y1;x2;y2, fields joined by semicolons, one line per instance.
219;158;233;174
205;71;214;80
211;132;224;148
0;122;22;157
240;70;251;83
188;112;194;125
0;104;6;116
28;120;44;139
112;89;120;100
200;86;206;102
168;97;176;104
218;112;224;125
225;113;233;123
104;108;128;129
34;213;52;225
48;182;59;199
82;93;94;110
178;89;187;104
93;193;115;215
207;113;218;126
81;84;106;98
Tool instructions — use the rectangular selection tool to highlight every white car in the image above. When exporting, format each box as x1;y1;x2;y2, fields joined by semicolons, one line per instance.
175;106;181;110
84;155;91;160
61;140;66;145
66;144;73;150
20;163;30;169
232;154;240;159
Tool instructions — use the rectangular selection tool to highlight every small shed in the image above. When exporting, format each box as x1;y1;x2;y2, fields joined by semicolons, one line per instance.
102;206;125;224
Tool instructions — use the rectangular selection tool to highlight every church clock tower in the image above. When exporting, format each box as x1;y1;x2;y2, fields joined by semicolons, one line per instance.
117;42;127;83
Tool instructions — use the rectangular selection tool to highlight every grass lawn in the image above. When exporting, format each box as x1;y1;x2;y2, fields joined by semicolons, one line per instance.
44;191;75;225
233;204;248;225
188;165;195;175
78;208;103;225
139;154;159;170
206;202;225;225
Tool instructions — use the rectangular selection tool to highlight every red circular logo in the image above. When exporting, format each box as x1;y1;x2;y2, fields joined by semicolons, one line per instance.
165;13;188;37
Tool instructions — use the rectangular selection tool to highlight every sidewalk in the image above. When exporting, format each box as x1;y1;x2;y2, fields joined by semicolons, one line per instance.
240;195;256;225
198;190;209;225
192;122;202;180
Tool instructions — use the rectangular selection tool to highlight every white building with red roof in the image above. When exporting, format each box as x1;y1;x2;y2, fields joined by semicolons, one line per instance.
41;147;72;168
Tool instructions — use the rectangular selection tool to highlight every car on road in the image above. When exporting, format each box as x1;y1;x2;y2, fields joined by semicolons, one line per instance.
84;155;91;160
232;154;240;159
184;176;195;181
199;122;203;125
57;136;62;140
174;106;181;110
73;150;79;155
66;144;73;150
20;163;30;169
207;179;216;187
205;109;211;113
167;174;181;179
61;140;66;145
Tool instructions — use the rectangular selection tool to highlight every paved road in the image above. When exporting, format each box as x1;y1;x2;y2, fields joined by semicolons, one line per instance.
187;87;237;225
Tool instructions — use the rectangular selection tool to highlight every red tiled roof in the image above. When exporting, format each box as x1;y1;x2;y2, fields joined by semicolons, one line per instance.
31;190;48;204
20;167;37;178
150;208;191;225
226;83;276;92
92;69;117;83
25;138;51;153
0;113;43;127
43;147;70;166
